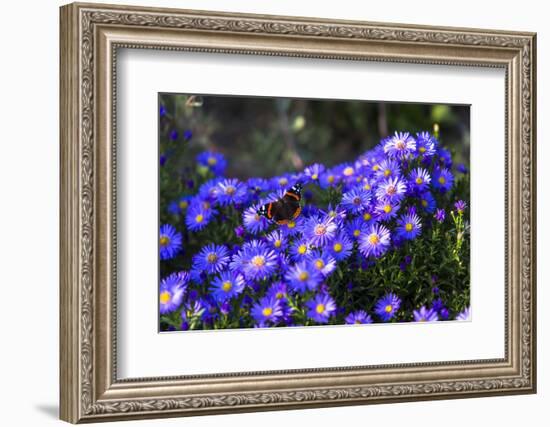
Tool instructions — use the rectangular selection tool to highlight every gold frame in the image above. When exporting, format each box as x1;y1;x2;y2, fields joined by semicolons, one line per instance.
59;2;537;423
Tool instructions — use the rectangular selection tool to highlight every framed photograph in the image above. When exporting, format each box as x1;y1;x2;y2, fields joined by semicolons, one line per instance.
60;2;537;423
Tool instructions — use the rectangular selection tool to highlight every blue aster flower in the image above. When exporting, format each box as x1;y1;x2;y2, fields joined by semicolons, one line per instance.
345;310;373;325
304;163;325;182
319;167;342;189
159;224;182;260
247;177;270;195
413;306;439;322
328;232;353;261
375;176;407;203
270;174;296;191
418;191;437;213
454;200;467;213
325;204;347;225
159;271;189;314
196;151;227;176
435;208;446;222
374;200;400;221
285;261;323;293
306;293;337;324
266;229;287;252
396;212;422;240
301;215;337;247
242;204;270;234
216;178;248;206
251;296;283;327
341;186;371;214
415;131;437;157
383;131;416;159
374;293;401;321
456;306;471;321
266;281;291;302
437;148;453;168
409;167;431;192
231;241;278;281
197;179;222;204
345;217;366;241
168;195;193;215
374;158;401;180
290;238;313;261
192;244;230;275
279;216;304;237
433;167;454;193
358;223;391;258
306;250;337;277
185;201;214;232
210;271;245;302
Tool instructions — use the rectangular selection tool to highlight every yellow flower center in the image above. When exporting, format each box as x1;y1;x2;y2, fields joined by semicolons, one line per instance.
225;186;236;195
287;221;296;229
343;166;354;176
363;183;371;190
274;240;282;248
279;178;288;186
298;244;307;255
207;253;218;263
355;320;362;324
327;175;335;183
421;199;428;207
314;224;327;235
207;157;217;165
298;271;309;281
251;255;266;267
315;259;325;270
363;212;372;221
312;173;318;180
333;243;343;253
195;214;204;223
353;229;361;237
419;146;426;153
415;177;423;184
405;223;413;232
383;204;392;214
222;281;232;292
179;200;188;209
262;307;273;317
385;304;393;313
159;236;169;246
438;176;446;184
160;291;171;304
316;303;326;314
372;165;380;171
275;292;284;299
368;234;380;245
384;169;391;177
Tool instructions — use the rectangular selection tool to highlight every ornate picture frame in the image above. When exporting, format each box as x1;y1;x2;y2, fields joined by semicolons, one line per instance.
60;2;536;423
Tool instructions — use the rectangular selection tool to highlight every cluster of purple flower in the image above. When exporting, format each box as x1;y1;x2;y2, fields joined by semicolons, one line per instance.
159;131;470;330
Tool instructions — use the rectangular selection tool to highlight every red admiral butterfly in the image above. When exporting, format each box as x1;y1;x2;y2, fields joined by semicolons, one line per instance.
257;184;303;225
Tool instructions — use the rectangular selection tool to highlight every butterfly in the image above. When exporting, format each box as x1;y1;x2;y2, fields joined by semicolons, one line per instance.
257;184;303;225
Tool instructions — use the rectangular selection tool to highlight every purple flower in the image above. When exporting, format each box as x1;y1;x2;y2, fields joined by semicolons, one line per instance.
345;310;373;325
159;272;189;314
169;130;178;141
434;208;446;222
375;176;407;203
396;212;422;240
231;241;278;281
251;296;283;327
301;215;337;247
341;186;371;214
454;200;467;213
185;200;215;231
433;167;454;192
383;131;416;159
374;200;400;221
216;178;247;206
192;244;230;274
306;250;337;277
304;163;325;181
415;131;437;157
196;151;227;176
418;191;437;213
374;293;401;321
285;261;323;293
409;167;431;192
159;224;182;260
358;223;391;258
346;217;368;241
413;306;439;322
290;238;312;261
374;158;401;180
328;232;353;261
306;293;337;324
234;225;245;238
456;306;471;321
266;229;287;252
210;271;245;302
242;204;270;234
